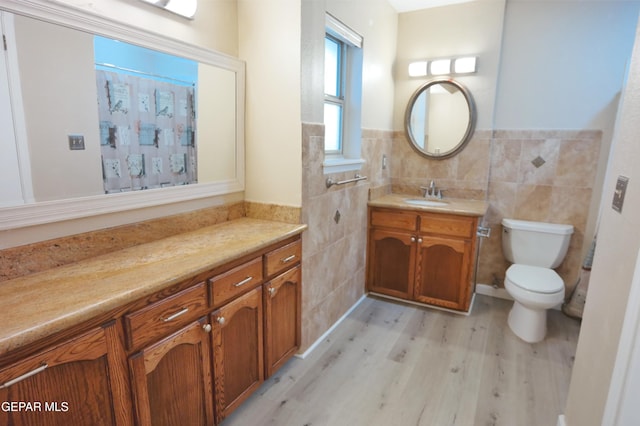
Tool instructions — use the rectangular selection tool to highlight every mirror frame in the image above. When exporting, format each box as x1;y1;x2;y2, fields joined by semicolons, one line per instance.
404;78;476;160
0;0;245;231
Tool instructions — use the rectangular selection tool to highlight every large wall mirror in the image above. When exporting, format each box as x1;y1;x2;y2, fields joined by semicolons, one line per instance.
405;78;476;159
0;1;244;230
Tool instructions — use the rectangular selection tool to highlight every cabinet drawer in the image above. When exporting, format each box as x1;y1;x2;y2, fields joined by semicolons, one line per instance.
419;213;475;238
370;209;417;231
125;282;208;350
265;240;301;278
210;257;263;308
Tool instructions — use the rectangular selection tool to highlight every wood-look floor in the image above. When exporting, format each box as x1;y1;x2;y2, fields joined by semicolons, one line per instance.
222;294;581;426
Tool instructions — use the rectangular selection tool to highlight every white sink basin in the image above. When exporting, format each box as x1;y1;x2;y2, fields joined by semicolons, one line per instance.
404;199;448;207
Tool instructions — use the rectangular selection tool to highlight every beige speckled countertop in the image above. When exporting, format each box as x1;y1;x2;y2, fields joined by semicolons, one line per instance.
368;193;488;217
0;218;306;356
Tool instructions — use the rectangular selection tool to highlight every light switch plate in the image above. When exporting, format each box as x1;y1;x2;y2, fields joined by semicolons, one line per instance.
68;134;85;150
612;175;629;213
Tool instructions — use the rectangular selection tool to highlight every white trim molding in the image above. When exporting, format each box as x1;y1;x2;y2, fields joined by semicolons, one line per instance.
602;248;640;425
323;157;366;175
296;294;367;359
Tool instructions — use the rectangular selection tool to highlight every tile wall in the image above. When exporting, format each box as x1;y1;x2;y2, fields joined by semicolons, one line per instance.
390;130;493;200
300;124;393;350
388;128;601;291
300;125;600;351
480;130;601;289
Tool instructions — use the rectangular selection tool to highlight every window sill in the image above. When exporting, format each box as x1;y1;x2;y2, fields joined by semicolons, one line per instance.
323;157;365;175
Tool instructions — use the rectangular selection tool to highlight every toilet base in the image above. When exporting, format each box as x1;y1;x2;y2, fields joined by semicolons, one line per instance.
507;300;548;343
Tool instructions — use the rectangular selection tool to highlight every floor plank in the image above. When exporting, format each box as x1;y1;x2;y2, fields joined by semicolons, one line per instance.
223;295;581;426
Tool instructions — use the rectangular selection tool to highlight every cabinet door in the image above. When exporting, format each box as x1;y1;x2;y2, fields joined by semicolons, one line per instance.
129;318;214;426
0;322;132;426
212;286;264;423
367;228;416;299
264;265;301;378
414;235;472;311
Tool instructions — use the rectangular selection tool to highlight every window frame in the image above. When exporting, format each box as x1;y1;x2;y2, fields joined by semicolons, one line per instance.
323;13;365;174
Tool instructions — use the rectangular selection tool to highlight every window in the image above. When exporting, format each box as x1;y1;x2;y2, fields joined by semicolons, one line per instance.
324;34;344;154
323;14;364;173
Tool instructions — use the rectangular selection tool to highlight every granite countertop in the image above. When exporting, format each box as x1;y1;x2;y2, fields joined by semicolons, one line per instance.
368;193;488;217
0;218;307;357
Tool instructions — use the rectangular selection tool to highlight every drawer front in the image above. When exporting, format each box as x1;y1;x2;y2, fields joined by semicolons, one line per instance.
419;213;475;238
125;282;208;350
370;209;417;231
265;240;301;278
210;257;263;308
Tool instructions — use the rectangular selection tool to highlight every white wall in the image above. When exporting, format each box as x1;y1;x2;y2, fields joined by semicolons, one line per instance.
301;0;398;130
564;10;640;425
394;0;506;131
327;0;398;131
238;0;302;207
495;0;640;260
495;1;638;131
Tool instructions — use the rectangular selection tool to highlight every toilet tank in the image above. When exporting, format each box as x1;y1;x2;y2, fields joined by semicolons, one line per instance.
501;218;574;268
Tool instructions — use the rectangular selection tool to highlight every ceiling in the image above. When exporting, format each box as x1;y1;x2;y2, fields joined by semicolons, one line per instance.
387;0;476;13
387;0;622;13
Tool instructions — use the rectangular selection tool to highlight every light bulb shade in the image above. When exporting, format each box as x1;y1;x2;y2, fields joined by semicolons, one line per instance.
454;56;477;74
430;59;451;75
140;0;197;19
408;61;428;77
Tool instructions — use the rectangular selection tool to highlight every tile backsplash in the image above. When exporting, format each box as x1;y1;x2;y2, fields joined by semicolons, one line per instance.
0;203;246;282
388;128;601;291
480;129;601;290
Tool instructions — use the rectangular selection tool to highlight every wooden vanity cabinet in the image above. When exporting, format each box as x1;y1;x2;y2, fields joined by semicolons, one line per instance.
367;207;479;312
0;321;132;426
264;264;301;378
211;286;264;424
1;231;303;426
129;317;214;426
367;228;417;299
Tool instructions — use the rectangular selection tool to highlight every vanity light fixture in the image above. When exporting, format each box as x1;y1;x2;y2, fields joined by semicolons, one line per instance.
408;61;428;77
454;56;477;74
429;59;451;76
407;56;477;77
139;0;198;19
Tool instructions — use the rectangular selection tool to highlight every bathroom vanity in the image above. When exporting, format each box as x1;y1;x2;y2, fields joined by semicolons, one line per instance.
367;194;487;313
0;219;305;425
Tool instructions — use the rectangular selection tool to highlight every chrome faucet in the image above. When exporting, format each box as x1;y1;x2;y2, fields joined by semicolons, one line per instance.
420;180;443;199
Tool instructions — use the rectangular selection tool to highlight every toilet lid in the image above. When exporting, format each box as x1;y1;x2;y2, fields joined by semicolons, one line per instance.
506;264;564;294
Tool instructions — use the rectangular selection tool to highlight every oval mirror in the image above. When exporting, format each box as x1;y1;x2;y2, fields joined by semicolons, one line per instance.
405;78;476;159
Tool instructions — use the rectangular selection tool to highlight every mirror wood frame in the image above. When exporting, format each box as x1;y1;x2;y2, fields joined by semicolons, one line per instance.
404;77;476;160
0;0;245;231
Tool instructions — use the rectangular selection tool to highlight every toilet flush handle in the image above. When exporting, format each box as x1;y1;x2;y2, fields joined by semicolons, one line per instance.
477;226;492;238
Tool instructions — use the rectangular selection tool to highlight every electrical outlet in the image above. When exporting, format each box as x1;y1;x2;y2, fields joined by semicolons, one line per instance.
612;175;629;213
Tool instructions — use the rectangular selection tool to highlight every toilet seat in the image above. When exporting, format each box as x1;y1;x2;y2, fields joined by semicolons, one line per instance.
506;264;564;294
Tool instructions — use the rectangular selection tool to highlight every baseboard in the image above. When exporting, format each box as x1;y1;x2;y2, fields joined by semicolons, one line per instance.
557;414;566;426
295;294;367;360
476;283;512;300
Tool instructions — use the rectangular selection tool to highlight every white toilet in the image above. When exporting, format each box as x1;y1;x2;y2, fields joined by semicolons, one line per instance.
501;218;574;343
